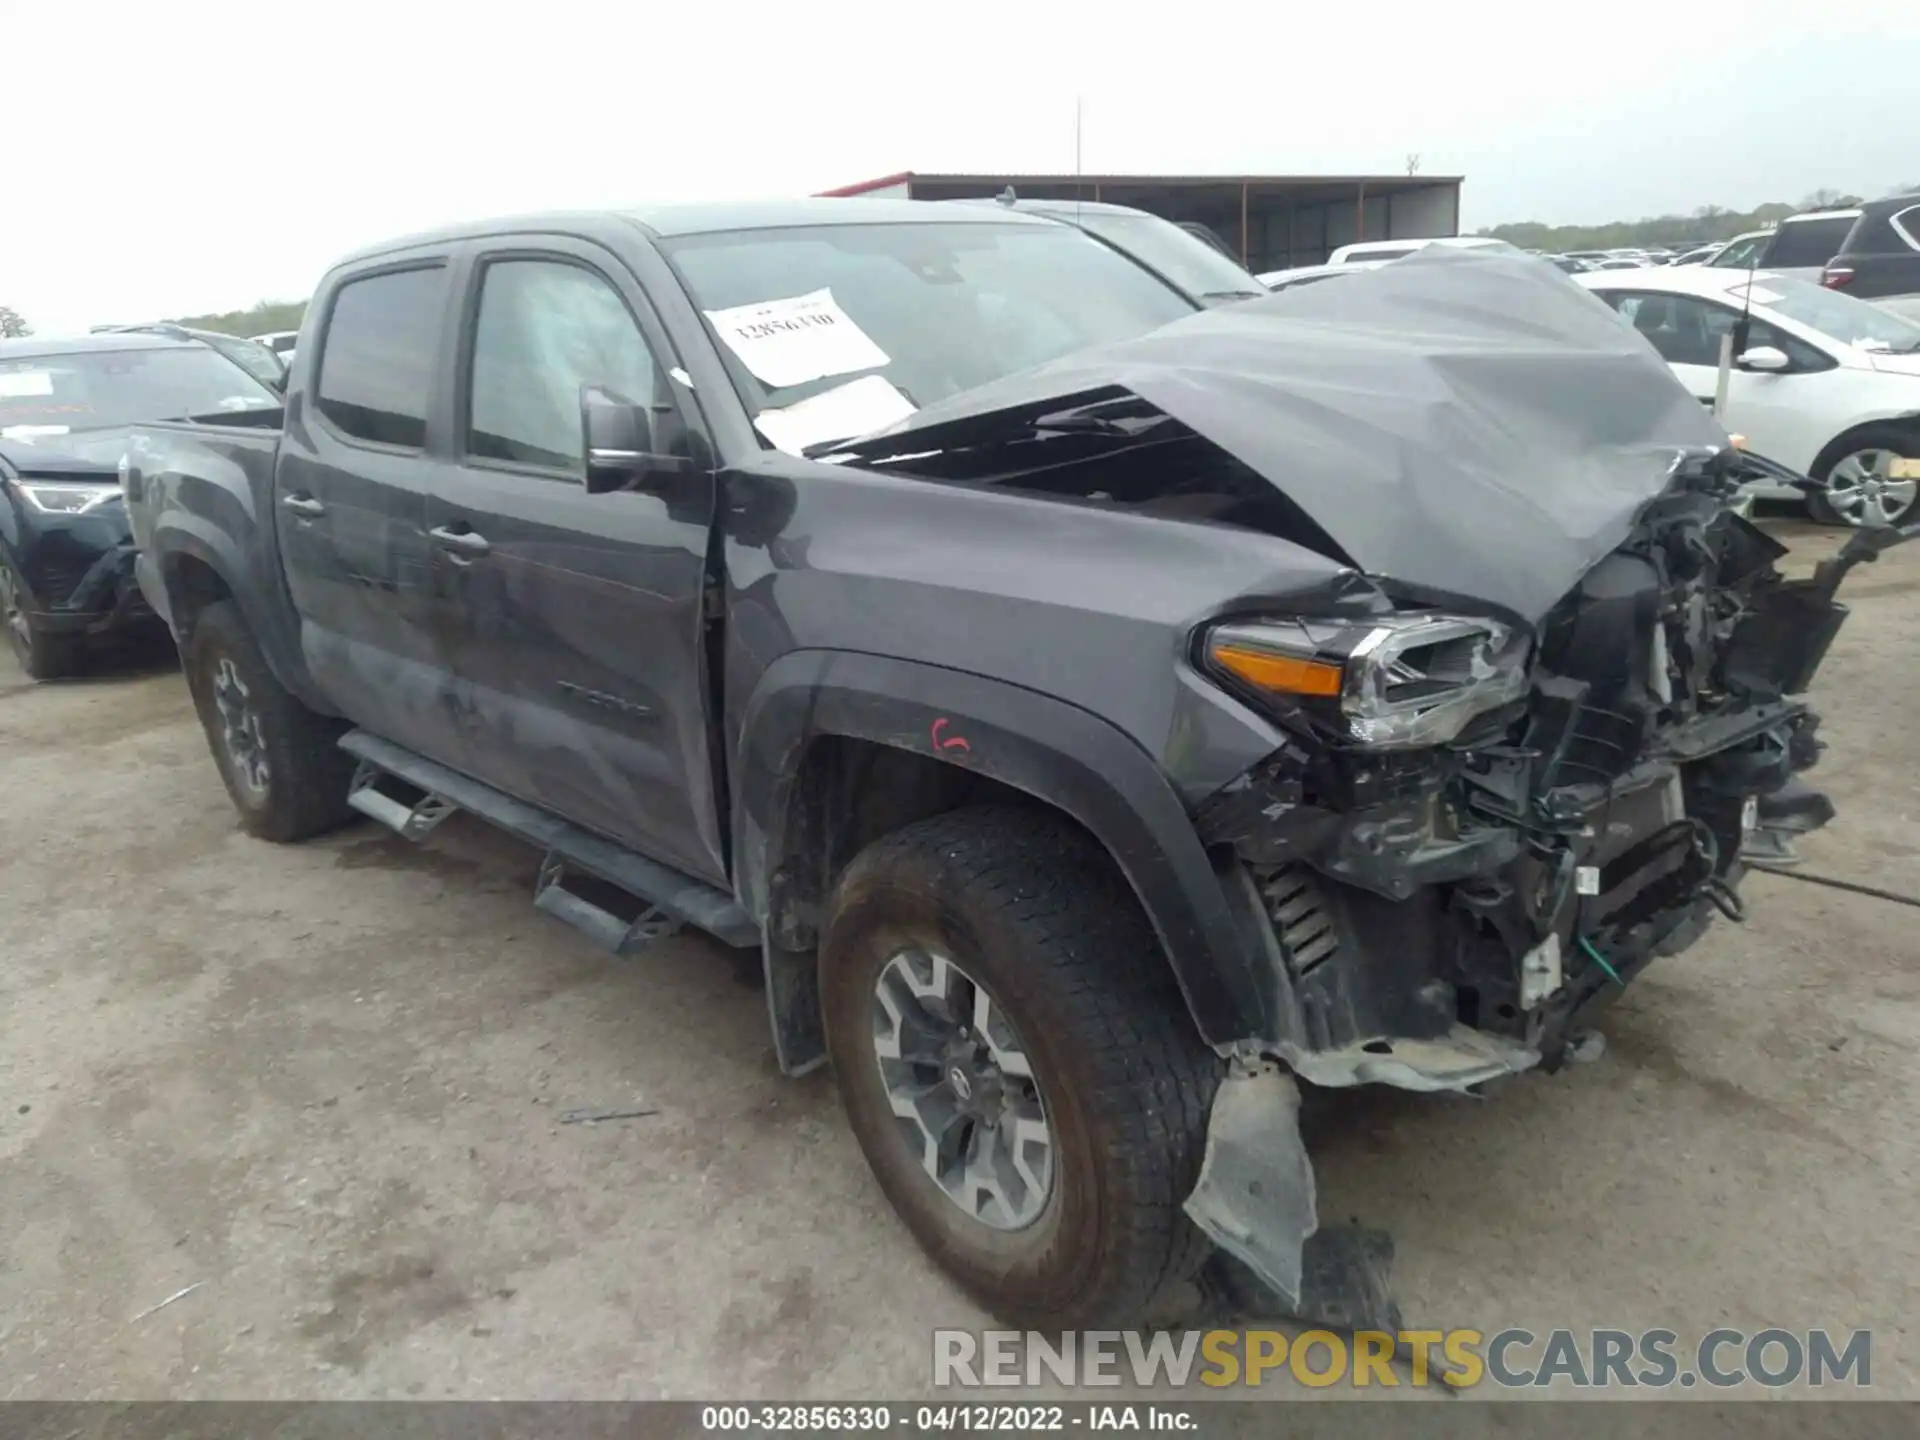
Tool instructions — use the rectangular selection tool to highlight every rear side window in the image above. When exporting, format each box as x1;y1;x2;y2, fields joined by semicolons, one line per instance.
1767;217;1855;268
315;266;447;447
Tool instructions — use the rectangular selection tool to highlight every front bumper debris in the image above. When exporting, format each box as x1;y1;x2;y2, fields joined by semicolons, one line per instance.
1182;1067;1316;1308
1180;505;1916;1325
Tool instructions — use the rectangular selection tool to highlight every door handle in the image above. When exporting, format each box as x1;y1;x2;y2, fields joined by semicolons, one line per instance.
281;494;325;517
429;525;491;557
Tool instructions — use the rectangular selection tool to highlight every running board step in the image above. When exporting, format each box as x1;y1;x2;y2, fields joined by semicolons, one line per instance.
347;761;458;840
337;730;758;949
534;853;683;956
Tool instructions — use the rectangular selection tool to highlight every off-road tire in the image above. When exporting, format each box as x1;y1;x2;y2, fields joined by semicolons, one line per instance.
1;556;80;680
185;600;355;842
820;804;1223;1328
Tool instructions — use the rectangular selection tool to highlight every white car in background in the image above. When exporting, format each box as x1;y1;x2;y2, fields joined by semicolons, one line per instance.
1578;266;1920;526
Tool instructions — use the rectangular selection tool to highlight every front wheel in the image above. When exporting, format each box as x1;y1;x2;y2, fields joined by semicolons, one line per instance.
820;805;1222;1328
185;600;355;841
1;555;80;680
1808;426;1919;527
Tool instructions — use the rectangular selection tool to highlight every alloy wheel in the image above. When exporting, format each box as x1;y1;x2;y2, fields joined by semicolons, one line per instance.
1824;448;1918;527
211;656;271;796
870;945;1055;1230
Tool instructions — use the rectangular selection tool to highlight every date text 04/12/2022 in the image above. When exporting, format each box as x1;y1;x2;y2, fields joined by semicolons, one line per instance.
700;1405;1196;1432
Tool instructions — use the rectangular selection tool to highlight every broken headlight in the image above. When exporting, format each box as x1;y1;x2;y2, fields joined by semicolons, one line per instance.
1203;613;1531;749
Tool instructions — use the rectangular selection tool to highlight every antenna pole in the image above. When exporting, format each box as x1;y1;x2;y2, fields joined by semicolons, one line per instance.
1717;234;1763;419
1074;95;1084;222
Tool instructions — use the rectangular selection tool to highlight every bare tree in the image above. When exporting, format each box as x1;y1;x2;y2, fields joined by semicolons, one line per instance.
0;305;30;339
1405;153;1422;176
1799;188;1863;210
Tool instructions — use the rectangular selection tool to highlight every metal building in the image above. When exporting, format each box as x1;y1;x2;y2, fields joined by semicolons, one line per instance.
815;171;1466;273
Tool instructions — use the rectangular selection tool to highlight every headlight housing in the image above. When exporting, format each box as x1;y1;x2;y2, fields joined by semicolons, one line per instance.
1203;612;1531;749
11;480;122;515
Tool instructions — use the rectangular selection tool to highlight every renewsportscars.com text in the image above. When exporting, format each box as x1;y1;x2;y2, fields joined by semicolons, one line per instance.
932;1327;1872;1390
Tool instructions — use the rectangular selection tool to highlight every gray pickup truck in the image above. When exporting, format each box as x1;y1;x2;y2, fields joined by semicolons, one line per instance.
122;200;1879;1329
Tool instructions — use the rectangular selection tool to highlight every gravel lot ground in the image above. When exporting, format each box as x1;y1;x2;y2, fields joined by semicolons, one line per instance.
1;518;1915;1402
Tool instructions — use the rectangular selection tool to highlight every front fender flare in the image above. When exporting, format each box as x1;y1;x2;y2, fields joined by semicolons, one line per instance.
733;649;1271;1054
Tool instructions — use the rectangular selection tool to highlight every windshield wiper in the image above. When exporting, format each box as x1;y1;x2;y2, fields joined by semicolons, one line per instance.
1199;289;1264;301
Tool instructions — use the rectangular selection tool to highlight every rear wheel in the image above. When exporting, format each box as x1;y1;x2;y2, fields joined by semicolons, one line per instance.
0;556;80;681
1809;425;1919;527
185;600;355;841
820;805;1222;1328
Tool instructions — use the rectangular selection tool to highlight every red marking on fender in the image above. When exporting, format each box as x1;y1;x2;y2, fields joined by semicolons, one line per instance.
930;717;972;754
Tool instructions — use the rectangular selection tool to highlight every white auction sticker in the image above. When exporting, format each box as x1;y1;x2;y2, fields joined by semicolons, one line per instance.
704;288;889;389
0;370;56;398
753;374;916;456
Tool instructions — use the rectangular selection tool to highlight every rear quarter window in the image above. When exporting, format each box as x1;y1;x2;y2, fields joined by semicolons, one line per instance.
315;266;448;448
1767;217;1856;268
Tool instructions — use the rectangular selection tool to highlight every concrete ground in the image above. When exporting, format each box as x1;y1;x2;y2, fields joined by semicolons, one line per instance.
1;518;1915;1402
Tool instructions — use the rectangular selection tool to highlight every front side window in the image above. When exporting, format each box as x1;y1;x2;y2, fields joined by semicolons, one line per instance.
1710;236;1765;269
1606;292;1829;369
315;266;448;448
466;259;665;471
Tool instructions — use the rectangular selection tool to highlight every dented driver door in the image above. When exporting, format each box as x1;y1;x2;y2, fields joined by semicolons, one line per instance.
418;238;728;886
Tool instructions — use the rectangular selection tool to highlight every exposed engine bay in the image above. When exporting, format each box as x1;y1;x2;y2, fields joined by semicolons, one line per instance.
1194;446;1852;1084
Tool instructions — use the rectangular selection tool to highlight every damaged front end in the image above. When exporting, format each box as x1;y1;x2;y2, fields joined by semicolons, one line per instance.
1184;455;1914;1315
825;250;1908;1316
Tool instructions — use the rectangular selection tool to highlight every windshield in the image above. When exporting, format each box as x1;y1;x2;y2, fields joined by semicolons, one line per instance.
1738;275;1920;351
1067;211;1264;303
663;221;1197;451
0;346;280;436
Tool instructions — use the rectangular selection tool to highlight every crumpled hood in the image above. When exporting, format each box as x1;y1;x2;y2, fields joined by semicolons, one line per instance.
843;249;1730;622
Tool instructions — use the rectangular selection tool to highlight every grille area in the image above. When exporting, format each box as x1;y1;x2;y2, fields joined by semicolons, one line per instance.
1260;863;1341;977
33;562;92;609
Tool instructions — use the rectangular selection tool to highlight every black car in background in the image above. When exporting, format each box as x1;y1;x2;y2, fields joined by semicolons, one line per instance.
1822;193;1920;301
0;332;281;678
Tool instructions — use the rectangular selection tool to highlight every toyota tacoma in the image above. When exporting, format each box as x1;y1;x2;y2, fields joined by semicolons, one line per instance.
121;202;1894;1328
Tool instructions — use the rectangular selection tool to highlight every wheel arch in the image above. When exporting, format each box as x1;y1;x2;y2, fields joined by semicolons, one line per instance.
733;649;1269;1074
1809;411;1920;478
149;519;333;713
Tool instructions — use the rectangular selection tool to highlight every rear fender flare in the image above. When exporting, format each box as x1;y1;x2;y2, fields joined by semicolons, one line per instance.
150;515;331;713
733;649;1271;1055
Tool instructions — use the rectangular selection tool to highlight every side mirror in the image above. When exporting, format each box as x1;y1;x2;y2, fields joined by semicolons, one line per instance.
579;384;689;494
1736;345;1791;374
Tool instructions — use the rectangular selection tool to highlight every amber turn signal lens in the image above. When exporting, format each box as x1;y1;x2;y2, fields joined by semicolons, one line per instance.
1209;642;1344;698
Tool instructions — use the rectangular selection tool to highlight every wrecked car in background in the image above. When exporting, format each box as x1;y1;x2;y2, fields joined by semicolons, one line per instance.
2;331;280;678
122;206;1890;1329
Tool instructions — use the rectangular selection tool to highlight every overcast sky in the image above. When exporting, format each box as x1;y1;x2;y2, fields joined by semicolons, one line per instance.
5;0;1915;334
